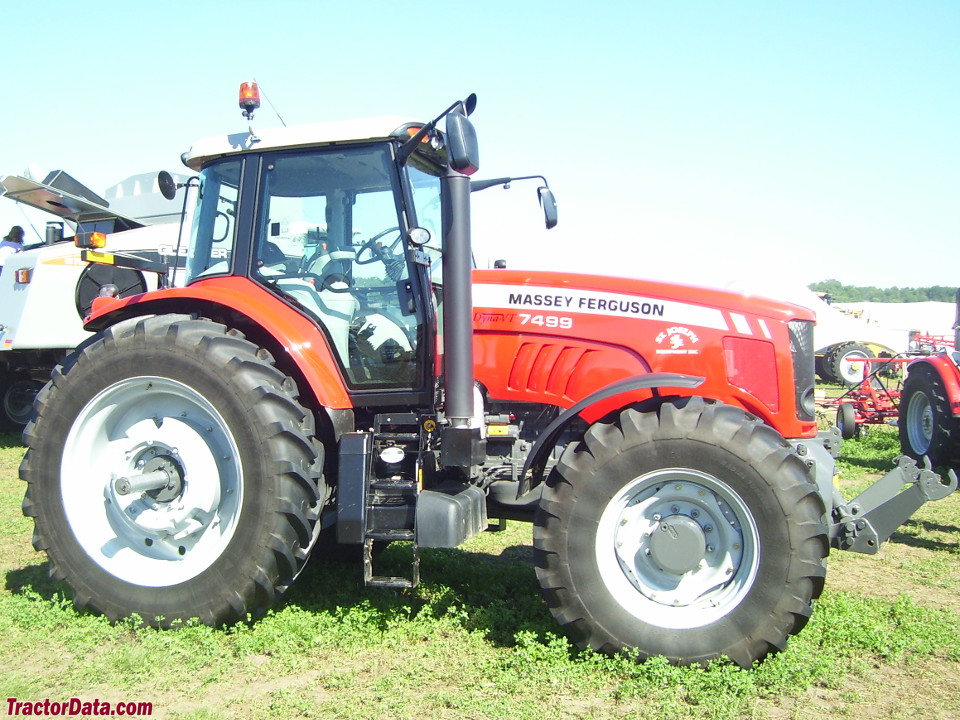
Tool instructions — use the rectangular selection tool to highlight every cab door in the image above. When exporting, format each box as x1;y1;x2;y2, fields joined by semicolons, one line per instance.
251;145;430;405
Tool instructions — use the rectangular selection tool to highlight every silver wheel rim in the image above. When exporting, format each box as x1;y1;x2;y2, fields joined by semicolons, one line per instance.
61;376;243;587
839;351;870;384
595;468;760;629
906;391;934;455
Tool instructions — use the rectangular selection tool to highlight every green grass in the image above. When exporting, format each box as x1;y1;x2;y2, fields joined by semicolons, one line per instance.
2;427;960;719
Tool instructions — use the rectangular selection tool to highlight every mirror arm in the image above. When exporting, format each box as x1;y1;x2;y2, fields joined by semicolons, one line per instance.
471;175;549;192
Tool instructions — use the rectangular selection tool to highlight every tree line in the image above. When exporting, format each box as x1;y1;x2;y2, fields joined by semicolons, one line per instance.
809;279;957;304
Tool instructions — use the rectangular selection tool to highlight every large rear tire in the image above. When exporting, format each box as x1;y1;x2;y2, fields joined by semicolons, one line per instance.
828;342;874;386
898;363;960;468
20;315;324;626
533;397;828;668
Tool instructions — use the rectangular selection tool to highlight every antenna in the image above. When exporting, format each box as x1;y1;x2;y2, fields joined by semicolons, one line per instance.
253;78;287;127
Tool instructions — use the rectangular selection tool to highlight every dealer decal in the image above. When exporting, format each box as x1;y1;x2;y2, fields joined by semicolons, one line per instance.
655;326;701;355
472;284;728;330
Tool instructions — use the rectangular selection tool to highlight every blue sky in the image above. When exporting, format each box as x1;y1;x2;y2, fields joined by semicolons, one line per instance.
3;1;957;295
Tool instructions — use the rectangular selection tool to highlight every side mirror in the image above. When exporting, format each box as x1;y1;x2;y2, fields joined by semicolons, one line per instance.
157;171;178;201
446;112;479;176
538;187;558;230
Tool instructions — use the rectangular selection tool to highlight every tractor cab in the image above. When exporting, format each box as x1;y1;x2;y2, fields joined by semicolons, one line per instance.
183;137;444;401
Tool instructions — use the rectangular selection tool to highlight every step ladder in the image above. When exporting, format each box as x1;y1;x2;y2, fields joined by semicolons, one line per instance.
363;414;424;588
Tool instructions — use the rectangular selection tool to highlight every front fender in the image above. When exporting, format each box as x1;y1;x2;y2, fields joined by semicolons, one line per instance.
517;372;704;496
84;276;352;409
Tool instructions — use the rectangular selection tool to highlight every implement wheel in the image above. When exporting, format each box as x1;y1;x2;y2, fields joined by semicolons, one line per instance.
837;402;858;440
21;315;324;626
533;397;828;668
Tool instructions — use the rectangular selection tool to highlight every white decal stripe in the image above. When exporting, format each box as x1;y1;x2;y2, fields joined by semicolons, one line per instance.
472;284;729;331
759;319;772;339
730;313;752;335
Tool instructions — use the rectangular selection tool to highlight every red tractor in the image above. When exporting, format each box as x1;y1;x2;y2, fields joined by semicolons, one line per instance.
899;289;960;468
19;86;955;668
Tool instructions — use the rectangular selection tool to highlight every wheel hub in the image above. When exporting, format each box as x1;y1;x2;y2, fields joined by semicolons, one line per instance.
61;375;243;588
605;472;756;618
105;440;216;555
648;514;706;575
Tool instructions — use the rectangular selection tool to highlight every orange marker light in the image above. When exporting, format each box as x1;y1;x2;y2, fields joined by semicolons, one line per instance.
405;126;432;144
74;232;107;249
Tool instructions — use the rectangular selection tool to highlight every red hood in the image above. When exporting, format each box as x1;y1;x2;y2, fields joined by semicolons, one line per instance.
472;269;815;324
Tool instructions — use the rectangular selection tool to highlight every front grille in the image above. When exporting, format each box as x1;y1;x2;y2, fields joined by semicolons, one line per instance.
789;320;816;422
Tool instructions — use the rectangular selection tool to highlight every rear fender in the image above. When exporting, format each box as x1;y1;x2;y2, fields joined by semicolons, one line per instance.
908;355;960;417
83;277;352;409
517;373;704;496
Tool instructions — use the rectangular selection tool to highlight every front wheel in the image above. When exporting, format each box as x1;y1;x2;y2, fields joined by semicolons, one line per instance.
20;315;324;626
533;397;828;668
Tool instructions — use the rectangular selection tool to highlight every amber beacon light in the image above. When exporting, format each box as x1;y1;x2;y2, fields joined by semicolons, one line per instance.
239;82;261;119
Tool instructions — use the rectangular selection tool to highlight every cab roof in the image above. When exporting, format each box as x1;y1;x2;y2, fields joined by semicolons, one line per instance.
181;115;415;171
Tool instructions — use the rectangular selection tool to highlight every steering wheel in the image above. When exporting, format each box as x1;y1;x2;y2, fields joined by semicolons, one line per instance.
355;227;403;265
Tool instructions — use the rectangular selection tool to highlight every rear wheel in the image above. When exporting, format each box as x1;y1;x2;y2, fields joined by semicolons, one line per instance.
533;397;828;668
828;343;874;386
0;371;43;430
815;354;835;383
20;315;324;626
898;364;960;468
